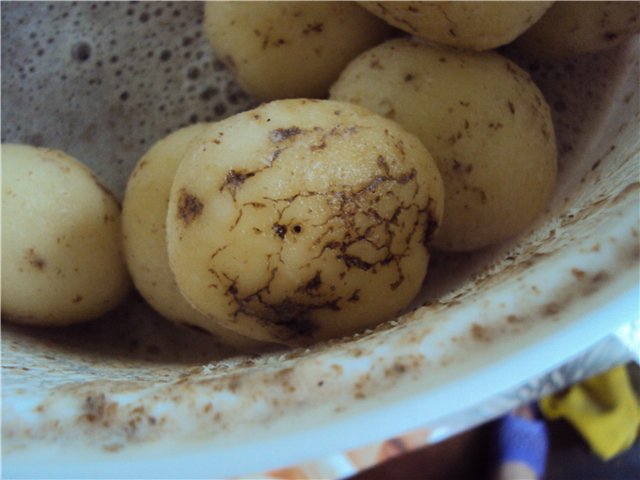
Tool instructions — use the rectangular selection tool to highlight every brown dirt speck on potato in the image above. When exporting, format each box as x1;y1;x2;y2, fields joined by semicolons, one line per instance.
25;248;46;270
220;170;256;200
302;22;323;35
269;127;302;142
176;189;204;226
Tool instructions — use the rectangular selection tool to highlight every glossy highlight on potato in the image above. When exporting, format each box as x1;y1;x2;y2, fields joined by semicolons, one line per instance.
1;144;131;325
166;99;444;345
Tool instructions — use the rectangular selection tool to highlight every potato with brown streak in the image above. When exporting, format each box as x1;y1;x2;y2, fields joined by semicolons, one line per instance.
166;99;444;346
359;1;553;51
122;125;268;350
203;1;393;101
1;144;131;325
330;38;557;251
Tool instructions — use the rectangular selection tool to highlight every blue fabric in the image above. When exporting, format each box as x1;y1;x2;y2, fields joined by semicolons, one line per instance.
497;413;549;478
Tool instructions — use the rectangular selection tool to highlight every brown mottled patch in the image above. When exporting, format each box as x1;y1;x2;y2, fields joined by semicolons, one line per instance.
102;443;123;452
176;189;204;226
339;254;373;271
392;362;407;374
471;323;490;342
72;295;83;304
347;289;361;303
542;302;561;316
25;248;46;270
224;54;236;69
270;127;302;143
82;393;118;426
571;268;586;280
370;58;384;69
507;315;521;324
310;140;326;151
220;170;255;200
302;22;323;34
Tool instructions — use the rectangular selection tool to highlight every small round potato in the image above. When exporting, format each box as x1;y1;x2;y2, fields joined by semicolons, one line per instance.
513;1;640;58
203;1;393;100
122;124;266;350
330;38;557;251
1;144;131;325
166;99;444;345
359;1;553;51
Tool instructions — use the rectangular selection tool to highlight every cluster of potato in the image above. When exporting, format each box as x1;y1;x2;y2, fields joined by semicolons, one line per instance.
2;2;638;348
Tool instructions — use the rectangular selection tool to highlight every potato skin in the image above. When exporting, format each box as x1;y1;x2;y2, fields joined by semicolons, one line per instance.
330;38;557;251
359;1;553;51
1;144;131;325
122;125;265;349
513;1;640;58
203;1;393;100
166;99;444;345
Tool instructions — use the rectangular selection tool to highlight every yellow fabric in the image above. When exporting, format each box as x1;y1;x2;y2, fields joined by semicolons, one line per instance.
539;365;640;461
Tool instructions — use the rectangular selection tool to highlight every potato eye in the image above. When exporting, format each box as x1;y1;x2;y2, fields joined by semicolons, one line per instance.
292;224;303;234
273;224;287;239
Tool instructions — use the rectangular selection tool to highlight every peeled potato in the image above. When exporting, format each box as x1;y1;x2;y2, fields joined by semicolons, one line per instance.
122;125;266;350
359;1;553;51
330;38;557;251
203;1;393;100
513;1;640;58
166;99;444;345
1;144;131;325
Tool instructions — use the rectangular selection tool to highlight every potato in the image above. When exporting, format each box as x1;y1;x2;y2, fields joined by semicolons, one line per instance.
359;1;553;51
122;125;266;350
166;99;444;345
513;1;640;58
203;1;393;101
1;144;131;325
330;38;557;252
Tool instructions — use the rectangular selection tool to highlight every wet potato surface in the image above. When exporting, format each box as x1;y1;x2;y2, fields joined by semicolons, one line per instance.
2;144;131;326
167;99;444;345
330;38;557;252
203;1;393;100
122;123;267;350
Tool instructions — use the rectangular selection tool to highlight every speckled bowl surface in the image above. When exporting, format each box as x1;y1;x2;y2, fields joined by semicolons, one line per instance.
2;3;639;478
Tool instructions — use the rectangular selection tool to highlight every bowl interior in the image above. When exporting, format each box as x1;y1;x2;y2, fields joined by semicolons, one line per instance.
2;2;639;477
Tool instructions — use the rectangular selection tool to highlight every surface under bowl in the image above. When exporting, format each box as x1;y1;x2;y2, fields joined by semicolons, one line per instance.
2;2;639;478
